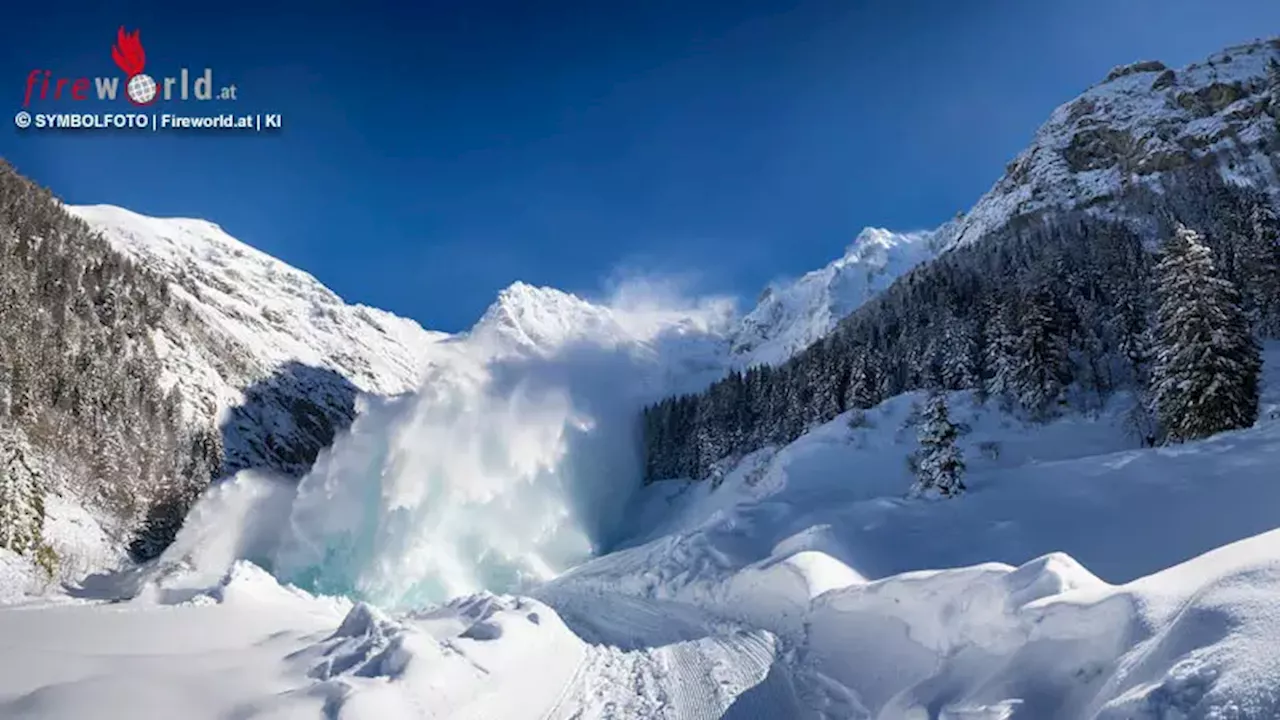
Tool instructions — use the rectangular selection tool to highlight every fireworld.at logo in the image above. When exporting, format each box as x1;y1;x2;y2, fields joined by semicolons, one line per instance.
22;27;238;107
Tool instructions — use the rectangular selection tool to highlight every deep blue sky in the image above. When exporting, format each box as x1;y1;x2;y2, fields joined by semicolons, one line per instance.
5;1;1279;332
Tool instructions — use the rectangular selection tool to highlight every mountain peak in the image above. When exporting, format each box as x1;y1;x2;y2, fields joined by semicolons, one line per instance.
728;227;938;367
69;205;446;474
944;37;1280;250
472;282;612;354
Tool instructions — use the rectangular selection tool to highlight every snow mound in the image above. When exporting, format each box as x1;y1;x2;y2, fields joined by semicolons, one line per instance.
295;593;585;720
800;531;1280;718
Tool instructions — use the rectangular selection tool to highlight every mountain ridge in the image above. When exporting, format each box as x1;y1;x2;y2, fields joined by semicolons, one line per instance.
41;35;1280;557
67;204;447;479
942;37;1280;250
63;201;925;488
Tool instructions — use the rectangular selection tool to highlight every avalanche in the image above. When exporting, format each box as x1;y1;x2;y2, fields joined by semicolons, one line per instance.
4;38;1280;714
268;281;736;606
3;341;1279;718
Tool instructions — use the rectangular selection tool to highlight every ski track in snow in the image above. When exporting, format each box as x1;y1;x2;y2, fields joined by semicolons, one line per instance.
539;591;796;720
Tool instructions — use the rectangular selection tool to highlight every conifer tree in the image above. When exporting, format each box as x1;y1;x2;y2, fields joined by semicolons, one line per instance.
982;296;1019;403
1268;58;1280;114
844;352;879;410
1011;289;1071;419
1150;225;1262;443
912;392;966;498
0;427;44;554
938;315;981;390
1242;203;1280;338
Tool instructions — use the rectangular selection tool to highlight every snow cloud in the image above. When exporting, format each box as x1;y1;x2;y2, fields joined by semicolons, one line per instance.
264;281;733;608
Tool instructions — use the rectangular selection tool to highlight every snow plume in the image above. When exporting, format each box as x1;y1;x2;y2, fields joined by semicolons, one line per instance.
108;471;298;604
270;281;733;608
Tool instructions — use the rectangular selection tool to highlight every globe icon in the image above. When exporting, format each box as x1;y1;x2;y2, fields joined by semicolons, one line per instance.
127;74;157;105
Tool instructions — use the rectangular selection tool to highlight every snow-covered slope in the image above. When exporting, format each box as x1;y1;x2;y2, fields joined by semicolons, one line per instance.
729;227;940;367
4;344;1280;718
945;39;1280;249
68;204;447;475
8;36;1280;720
67;202;915;482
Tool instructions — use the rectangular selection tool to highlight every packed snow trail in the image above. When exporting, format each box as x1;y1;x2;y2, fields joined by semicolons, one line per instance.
537;590;805;719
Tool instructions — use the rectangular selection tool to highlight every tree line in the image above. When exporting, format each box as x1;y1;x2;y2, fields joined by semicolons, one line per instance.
0;160;221;563
643;166;1278;483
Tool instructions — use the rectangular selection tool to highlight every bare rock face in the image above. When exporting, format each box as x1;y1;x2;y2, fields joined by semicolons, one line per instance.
1105;60;1169;83
942;39;1280;250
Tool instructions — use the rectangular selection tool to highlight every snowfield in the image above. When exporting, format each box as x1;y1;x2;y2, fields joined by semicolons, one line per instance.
2;344;1279;719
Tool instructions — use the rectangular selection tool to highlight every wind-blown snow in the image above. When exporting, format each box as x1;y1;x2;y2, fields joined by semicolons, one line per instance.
267;281;735;607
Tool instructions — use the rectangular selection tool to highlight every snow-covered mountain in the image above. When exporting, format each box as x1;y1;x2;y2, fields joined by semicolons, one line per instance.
729;227;940;367
53;39;1280;507
466;280;733;362
731;40;1280;364
945;38;1280;249
65;204;920;480
68;205;447;475
4;36;1280;720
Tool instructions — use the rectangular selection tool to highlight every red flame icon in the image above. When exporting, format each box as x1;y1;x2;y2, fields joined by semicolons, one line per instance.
112;27;146;76
111;27;157;106
112;26;146;74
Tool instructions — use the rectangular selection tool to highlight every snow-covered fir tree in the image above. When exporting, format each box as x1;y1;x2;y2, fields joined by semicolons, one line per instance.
1268;57;1280;113
843;352;879;410
1150;225;1262;444
982;295;1019;403
0;426;44;554
1010;288;1071;419
912;392;966;498
1242;203;1280;338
